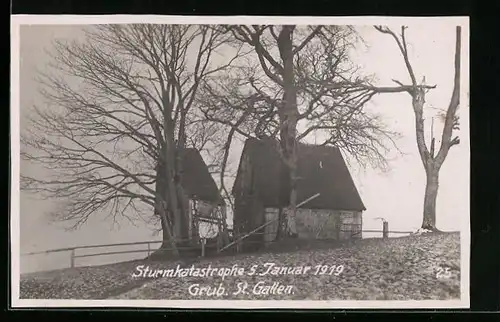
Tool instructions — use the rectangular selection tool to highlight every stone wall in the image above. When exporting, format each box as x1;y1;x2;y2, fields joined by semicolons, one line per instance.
264;208;362;242
339;210;362;240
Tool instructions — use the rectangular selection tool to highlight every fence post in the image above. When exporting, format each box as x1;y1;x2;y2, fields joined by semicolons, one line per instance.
236;233;241;254
383;221;389;239
217;233;222;252
201;238;206;257
147;242;151;257
70;248;75;268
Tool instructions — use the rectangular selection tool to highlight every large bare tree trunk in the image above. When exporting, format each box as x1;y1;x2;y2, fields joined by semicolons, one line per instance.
373;25;462;232
154;156;179;256
164;139;185;241
278;25;299;237
174;110;190;243
412;89;441;231
422;165;439;230
162;97;190;244
420;26;461;230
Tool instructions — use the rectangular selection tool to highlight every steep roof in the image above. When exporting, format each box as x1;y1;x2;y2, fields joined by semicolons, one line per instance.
179;148;222;204
232;138;365;211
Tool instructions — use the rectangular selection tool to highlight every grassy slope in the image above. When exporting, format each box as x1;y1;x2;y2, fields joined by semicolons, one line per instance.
20;232;461;301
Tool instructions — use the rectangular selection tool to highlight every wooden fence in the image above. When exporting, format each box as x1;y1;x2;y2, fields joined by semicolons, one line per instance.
222;219;413;253
21;221;413;271
20;236;225;270
225;225;414;252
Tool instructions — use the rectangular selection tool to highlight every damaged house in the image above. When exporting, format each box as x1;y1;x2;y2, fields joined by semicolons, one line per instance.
163;148;227;244
232;138;365;251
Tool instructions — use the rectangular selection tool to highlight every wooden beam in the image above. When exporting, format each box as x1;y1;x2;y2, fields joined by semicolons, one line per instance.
218;218;277;253
296;193;321;208
193;215;223;224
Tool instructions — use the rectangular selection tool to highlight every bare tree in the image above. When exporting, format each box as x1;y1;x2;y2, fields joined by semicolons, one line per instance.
21;24;243;255
369;25;462;231
202;25;399;238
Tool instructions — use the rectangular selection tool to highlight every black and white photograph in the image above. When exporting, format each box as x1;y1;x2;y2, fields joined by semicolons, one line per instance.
11;15;470;309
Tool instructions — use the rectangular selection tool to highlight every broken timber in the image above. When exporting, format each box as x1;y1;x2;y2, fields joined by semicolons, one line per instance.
218;193;321;253
193;214;222;225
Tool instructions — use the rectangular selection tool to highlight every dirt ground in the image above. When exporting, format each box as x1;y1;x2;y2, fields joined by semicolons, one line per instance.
20;232;461;301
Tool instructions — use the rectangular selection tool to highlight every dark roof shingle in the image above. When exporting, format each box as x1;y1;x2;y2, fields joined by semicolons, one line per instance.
233;138;365;211
179;148;222;204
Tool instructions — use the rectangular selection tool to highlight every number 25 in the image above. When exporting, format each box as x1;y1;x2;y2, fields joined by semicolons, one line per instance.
436;267;451;279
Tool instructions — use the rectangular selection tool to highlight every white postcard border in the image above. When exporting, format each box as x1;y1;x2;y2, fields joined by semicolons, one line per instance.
10;14;470;309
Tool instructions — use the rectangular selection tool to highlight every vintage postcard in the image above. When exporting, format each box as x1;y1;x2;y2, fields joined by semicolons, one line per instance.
11;15;470;309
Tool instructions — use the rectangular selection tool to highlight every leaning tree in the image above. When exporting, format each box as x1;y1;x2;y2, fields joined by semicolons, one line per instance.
367;25;462;231
21;24;244;255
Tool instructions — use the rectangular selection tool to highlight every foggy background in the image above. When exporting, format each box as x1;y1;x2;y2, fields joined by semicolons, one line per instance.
17;22;469;274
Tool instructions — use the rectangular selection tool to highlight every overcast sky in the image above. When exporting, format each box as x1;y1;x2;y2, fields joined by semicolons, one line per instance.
16;20;469;272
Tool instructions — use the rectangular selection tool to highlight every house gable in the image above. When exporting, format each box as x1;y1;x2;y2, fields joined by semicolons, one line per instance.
232;138;366;212
178;148;222;204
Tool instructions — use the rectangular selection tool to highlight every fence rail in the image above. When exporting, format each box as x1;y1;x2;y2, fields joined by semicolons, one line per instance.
21;239;164;256
21;236;216;269
21;224;414;271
